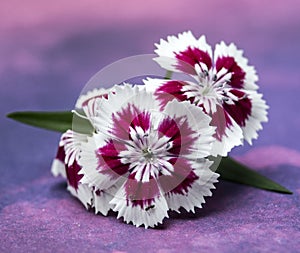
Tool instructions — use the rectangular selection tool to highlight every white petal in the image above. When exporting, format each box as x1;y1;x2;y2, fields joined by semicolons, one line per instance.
75;87;110;109
51;158;66;178
60;130;88;167
67;183;93;210
154;31;213;74
241;91;269;145
211;115;244;157
214;41;259;90
93;181;123;216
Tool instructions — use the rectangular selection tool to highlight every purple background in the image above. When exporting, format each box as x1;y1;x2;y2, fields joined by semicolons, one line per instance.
1;1;300;252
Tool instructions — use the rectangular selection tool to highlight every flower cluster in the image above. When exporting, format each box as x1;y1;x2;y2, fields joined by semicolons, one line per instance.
51;31;268;228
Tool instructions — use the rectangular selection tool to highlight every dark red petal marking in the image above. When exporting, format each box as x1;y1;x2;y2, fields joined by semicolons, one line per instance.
66;160;83;191
223;89;252;127
131;110;151;132
158;158;197;195
175;47;212;75
172;117;196;153
215;56;246;89
112;107;135;140
112;105;150;140
210;105;232;141
158;117;181;138
167;170;199;195
125;173;160;209
95;189;104;196
55;146;65;163
158;116;195;156
55;143;82;191
97;140;129;177
158;117;180;155
155;80;189;109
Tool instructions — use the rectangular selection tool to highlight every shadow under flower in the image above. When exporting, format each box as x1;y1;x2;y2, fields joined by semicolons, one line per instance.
49;162;297;229
166;179;248;222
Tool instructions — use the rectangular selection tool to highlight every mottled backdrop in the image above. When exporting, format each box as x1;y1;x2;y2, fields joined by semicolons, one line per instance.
0;1;300;252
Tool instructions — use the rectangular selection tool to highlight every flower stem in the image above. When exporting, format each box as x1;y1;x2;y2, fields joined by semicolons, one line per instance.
165;70;173;79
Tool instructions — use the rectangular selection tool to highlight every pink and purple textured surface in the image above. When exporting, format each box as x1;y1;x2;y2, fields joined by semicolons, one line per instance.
1;1;300;252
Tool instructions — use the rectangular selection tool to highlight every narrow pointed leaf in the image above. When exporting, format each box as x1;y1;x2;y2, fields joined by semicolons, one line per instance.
6;111;94;134
217;157;292;194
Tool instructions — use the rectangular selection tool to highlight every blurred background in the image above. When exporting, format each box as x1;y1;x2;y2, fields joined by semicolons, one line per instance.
1;0;300;163
0;1;299;251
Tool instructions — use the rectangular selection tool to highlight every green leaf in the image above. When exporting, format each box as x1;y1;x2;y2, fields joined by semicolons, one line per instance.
6;111;94;134
217;156;292;194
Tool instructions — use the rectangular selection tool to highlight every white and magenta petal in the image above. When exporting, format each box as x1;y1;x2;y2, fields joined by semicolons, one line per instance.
79;134;124;190
51;130;88;178
154;31;213;76
162;159;219;213
51;130;100;210
144;78;194;109
85;84;158;135
60;130;88;167
214;41;258;90
51;145;67;178
65;159;83;191
223;90;268;145
162;99;215;158
110;175;168;228
209;104;243;156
